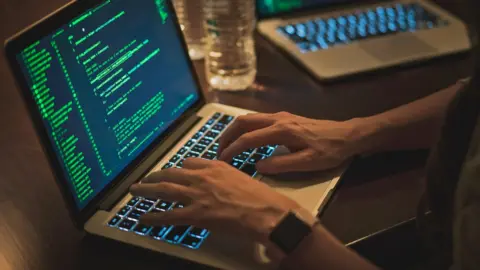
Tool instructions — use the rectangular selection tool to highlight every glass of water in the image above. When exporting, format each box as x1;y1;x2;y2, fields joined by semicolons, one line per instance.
173;0;206;60
204;0;257;91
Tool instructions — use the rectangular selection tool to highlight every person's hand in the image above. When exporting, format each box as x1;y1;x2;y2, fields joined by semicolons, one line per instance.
130;158;301;245
218;112;365;174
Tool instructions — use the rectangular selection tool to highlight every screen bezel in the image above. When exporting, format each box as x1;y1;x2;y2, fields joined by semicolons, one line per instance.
4;0;206;227
256;0;365;19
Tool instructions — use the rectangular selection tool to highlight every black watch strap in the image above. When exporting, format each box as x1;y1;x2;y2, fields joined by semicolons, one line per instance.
269;211;313;254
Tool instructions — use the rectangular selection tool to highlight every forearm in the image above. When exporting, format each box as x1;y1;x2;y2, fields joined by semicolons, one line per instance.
280;225;378;270
351;80;466;154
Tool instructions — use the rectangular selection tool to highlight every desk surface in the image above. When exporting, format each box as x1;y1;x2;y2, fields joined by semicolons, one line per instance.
0;0;473;269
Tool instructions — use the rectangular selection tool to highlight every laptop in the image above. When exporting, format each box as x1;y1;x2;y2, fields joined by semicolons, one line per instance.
257;0;472;81
4;0;345;269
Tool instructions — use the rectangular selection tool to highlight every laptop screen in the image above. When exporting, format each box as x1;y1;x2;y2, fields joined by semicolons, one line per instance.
257;0;350;17
14;0;200;210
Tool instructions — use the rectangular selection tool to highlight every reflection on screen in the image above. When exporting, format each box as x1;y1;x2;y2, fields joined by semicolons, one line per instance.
15;0;199;209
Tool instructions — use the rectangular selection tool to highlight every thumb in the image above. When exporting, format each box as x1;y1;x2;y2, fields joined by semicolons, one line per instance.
256;149;316;174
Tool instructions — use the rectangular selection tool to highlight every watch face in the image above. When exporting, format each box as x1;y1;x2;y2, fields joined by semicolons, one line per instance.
269;212;313;254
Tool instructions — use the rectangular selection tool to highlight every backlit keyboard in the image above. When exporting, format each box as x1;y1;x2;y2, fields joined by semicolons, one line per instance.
107;112;277;250
277;2;449;53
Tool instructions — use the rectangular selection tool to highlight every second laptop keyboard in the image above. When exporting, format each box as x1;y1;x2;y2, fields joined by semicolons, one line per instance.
277;2;450;53
108;112;277;250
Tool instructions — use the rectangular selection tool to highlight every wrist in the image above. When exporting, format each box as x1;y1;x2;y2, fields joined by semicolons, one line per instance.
346;117;387;156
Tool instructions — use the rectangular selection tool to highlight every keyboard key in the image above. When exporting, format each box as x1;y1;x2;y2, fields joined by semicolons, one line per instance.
127;209;144;220
212;112;222;119
218;115;234;125
241;163;257;177
191;145;206;154
233;152;250;162
173;202;185;209
151;226;170;239
118;206;131;216
209;144;219;153
211;123;226;132
206;118;216;126
185;139;195;147
181;235;203;249
200;126;209;133
156;200;173;211
184;152;200;158
134;224;152;235
162;163;174;170
178;147;188;155
257;146;274;156
205;131;219;139
164;225;190;243
127;197;140;207
169;155;181;163
108;215;122;227
248;154;264;164
176;159;185;168
136;201;154;212
144;197;158;203
190;227;209;238
201;151;216;160
118;219;137;231
230;160;243;169
198;137;213;146
192;132;203;140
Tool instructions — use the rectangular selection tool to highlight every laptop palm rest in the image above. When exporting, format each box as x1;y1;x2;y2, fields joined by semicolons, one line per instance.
259;146;343;215
360;34;437;62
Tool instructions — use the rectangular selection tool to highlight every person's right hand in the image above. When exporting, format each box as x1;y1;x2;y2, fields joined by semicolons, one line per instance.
218;112;368;174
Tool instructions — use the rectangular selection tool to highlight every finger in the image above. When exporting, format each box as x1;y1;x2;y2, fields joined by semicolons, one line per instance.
218;113;275;156
219;126;290;162
183;158;212;170
130;182;197;202
142;168;196;185
256;149;316;174
140;207;198;226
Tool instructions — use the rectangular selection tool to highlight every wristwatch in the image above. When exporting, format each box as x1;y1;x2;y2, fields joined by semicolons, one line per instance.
269;209;318;254
254;208;318;264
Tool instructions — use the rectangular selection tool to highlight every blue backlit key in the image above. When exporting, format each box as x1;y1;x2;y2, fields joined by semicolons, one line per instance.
230;160;243;169
156;200;173;211
127;197;140;207
212;112;222;119
169;155;181;163
189;227;209;238
181;235;203;249
134;224;152;235
247;154;264;164
151;226;170;239
208;144;219;153
218;115;234;125
198;137;213;146
136;201;154;212
108;215;122;227
118;206;130;216
201;151;216;160
164;225;190;243
127;209;144;220
162;163;174;170
118;219;136;231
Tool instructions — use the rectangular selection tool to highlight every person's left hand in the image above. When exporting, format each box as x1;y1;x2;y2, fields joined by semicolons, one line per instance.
129;158;301;245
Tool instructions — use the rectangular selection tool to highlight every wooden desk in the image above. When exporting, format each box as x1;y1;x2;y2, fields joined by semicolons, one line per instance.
0;0;473;269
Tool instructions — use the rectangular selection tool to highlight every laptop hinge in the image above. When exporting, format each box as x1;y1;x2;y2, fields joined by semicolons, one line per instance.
98;113;202;211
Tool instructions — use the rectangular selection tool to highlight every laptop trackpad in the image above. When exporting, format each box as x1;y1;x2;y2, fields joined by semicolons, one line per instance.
360;34;436;62
258;146;342;214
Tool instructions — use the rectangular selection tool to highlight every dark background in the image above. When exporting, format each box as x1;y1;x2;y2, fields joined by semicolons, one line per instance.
0;0;474;269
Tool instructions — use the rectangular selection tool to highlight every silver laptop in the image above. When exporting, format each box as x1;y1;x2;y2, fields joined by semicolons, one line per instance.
4;0;345;269
257;0;472;81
